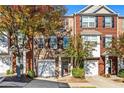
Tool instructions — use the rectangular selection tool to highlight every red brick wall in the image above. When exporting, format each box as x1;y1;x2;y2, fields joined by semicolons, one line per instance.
98;16;117;54
75;14;81;34
74;15;118;75
118;17;124;37
98;16;117;75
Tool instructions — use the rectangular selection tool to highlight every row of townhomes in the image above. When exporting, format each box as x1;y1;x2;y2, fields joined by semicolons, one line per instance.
0;5;124;77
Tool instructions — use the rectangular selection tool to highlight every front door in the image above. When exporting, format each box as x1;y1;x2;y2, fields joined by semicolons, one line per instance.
61;57;70;77
107;59;112;74
107;57;117;75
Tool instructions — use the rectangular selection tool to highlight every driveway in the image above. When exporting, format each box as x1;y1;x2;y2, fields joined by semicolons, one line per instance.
86;76;124;88
25;79;70;88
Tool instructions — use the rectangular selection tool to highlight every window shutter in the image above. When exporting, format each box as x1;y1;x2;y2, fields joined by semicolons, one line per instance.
80;16;82;27
103;37;105;47
96;16;98;28
112;17;114;28
103;16;105;28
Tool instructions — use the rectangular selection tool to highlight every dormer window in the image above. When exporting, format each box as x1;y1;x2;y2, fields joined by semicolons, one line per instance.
81;16;96;28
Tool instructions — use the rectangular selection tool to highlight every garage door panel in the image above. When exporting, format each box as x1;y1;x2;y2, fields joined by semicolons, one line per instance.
0;58;10;73
84;60;98;76
38;59;55;77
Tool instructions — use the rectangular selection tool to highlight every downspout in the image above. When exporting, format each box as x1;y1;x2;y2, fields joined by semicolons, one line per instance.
74;13;77;67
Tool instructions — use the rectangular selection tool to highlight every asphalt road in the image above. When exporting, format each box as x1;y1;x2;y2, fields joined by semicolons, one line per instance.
0;79;70;88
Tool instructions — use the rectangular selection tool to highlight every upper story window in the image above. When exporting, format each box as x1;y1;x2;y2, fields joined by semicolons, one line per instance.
82;35;98;47
81;16;96;28
63;36;69;49
104;17;112;28
17;31;27;47
50;36;57;49
103;35;112;48
38;36;45;48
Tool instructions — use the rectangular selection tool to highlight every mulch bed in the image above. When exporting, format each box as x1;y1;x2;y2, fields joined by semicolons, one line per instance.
112;79;124;83
3;74;32;83
58;77;88;83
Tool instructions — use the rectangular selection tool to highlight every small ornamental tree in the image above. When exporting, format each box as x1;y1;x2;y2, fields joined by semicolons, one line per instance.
65;34;94;68
64;34;94;78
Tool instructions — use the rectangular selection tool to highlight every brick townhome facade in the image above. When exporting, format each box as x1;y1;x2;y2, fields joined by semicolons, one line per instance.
64;5;124;76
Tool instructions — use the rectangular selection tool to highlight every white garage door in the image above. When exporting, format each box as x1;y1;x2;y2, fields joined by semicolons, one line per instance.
0;58;10;74
84;60;98;76
38;59;55;77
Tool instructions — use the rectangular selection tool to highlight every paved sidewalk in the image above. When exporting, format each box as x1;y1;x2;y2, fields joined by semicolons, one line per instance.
86;76;124;88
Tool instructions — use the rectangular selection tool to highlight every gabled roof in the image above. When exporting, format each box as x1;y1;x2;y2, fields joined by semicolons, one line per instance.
77;5;118;15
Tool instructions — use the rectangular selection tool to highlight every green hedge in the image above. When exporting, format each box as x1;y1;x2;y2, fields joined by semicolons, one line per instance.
27;70;35;79
118;69;124;78
72;68;85;78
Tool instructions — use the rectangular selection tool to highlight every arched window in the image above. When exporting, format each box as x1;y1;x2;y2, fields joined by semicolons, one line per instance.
63;36;69;49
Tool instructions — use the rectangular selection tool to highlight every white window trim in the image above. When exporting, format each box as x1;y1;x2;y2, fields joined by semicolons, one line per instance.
82;16;96;28
105;17;112;28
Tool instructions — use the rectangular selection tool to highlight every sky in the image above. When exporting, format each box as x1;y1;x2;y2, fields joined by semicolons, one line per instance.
65;5;124;16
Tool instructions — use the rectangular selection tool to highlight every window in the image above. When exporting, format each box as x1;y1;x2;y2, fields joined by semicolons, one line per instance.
104;17;112;28
50;36;57;49
38;37;45;48
122;19;124;30
0;36;8;47
104;35;112;48
17;31;26;47
63;36;69;49
120;58;124;65
0;33;8;54
82;36;98;47
81;16;96;28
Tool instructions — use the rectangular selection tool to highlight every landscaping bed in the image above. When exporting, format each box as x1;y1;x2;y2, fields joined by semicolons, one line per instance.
112;78;124;83
58;76;88;83
3;74;32;83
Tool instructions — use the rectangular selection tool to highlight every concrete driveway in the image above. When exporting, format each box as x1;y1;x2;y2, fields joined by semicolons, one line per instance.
25;79;70;88
86;76;124;88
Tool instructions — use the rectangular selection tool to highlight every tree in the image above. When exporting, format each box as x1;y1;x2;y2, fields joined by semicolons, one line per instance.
65;34;94;68
0;5;52;78
0;5;67;78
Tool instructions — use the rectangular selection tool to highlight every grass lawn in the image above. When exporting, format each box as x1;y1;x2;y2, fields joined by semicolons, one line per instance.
80;86;96;88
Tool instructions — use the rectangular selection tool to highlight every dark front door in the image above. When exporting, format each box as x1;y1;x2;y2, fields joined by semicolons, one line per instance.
61;57;70;77
108;57;117;75
108;59;112;74
111;57;118;75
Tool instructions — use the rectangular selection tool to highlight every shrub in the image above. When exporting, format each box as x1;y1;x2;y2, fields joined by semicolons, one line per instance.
27;70;35;79
72;68;85;78
118;69;124;78
6;69;13;75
